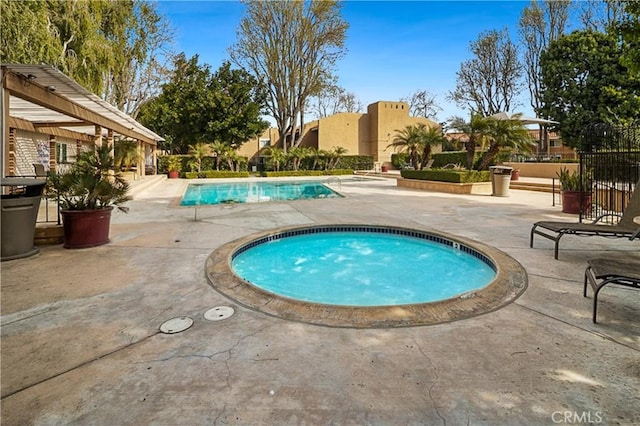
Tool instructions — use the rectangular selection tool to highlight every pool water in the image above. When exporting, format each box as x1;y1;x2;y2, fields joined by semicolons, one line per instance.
231;231;496;306
180;181;341;206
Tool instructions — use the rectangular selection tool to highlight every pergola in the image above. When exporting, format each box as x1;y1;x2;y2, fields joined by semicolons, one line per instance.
1;64;163;178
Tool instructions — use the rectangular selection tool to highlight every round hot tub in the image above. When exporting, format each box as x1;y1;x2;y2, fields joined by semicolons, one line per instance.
206;225;527;328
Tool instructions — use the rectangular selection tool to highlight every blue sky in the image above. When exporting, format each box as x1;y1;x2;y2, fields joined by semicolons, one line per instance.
157;1;553;123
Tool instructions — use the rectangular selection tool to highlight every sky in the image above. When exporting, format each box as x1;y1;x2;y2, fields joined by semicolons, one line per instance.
156;0;565;124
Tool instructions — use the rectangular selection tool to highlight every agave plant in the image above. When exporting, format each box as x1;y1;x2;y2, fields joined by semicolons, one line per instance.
47;143;130;211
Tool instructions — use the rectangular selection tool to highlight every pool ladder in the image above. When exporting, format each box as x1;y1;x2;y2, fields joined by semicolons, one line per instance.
325;176;342;189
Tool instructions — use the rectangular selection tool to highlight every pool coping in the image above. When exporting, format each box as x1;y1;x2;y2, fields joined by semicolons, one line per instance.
205;224;528;328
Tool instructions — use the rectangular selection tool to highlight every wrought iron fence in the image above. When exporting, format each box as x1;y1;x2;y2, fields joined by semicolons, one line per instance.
579;122;640;223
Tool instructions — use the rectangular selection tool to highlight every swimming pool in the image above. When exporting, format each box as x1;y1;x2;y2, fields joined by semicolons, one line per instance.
206;225;528;328
231;230;496;306
180;181;341;206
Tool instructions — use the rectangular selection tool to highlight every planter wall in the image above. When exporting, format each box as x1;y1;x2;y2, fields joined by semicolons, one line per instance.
397;178;492;195
62;207;113;249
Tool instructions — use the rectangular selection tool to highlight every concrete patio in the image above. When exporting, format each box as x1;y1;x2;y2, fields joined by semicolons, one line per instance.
1;176;638;425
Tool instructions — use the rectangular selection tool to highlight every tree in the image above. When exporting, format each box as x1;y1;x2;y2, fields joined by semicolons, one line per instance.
518;0;570;116
449;29;523;116
101;1;175;118
311;84;363;118
387;123;442;170
0;0;174;113
448;114;491;170
138;56;268;154
207;62;269;148
577;0;626;33
540;30;640;148
401;90;442;120
188;142;212;173
476;116;535;171
230;0;348;151
618;1;640;77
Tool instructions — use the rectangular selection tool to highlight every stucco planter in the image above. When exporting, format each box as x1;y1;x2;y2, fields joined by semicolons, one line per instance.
397;178;492;195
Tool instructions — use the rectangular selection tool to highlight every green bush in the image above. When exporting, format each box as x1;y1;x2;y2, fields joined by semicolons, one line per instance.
296;155;373;171
262;169;353;177
158;155;189;173
391;153;410;169
184;171;250;179
401;169;491;183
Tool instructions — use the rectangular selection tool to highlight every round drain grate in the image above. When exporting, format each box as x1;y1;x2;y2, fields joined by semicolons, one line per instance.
160;316;194;334
204;306;235;321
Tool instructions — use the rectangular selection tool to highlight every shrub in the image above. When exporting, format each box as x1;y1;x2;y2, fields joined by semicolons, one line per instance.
158;155;189;173
184;171;250;179
401;169;491;183
391;153;410;169
262;169;353;177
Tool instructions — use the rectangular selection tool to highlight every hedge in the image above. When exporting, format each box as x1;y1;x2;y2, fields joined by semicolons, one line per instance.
184;171;250;179
401;169;491;183
262;169;353;177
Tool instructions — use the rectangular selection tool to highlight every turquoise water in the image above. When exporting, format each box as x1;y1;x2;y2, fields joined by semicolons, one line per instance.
231;232;496;306
180;181;341;206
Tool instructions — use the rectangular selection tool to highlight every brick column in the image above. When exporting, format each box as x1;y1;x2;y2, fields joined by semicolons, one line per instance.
7;127;16;176
49;135;56;173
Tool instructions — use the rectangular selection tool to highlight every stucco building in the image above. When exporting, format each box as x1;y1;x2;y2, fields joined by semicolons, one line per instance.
237;101;440;167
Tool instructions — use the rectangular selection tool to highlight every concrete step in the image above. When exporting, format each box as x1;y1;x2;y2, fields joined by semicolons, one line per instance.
127;174;167;199
510;181;554;193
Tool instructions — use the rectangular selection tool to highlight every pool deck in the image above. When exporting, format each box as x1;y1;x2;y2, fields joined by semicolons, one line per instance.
2;175;639;425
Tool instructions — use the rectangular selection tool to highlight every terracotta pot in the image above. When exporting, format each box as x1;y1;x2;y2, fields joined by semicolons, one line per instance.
381;165;389;173
561;191;592;214
511;169;520;181
168;170;180;179
61;207;113;249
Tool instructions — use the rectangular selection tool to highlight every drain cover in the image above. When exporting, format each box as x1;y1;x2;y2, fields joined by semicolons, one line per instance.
160;316;194;334
204;306;235;321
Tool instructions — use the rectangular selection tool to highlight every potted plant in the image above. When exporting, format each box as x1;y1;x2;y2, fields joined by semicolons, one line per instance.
167;156;182;179
557;167;592;214
47;144;130;248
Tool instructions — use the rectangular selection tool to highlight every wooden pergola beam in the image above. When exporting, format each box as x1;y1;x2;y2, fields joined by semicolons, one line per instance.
4;71;156;145
8;116;93;142
33;121;90;128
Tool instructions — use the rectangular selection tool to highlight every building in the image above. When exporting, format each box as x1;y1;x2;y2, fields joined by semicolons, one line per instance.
237;101;440;167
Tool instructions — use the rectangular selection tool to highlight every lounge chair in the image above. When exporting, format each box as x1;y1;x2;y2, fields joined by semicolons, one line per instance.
530;179;640;259
583;256;640;323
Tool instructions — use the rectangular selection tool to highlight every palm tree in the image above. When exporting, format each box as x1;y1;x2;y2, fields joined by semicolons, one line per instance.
477;115;535;170
114;139;141;172
188;142;212;172
448;114;491;170
418;127;447;169
287;147;310;171
267;147;287;171
329;146;348;169
210;141;228;171
387;124;424;170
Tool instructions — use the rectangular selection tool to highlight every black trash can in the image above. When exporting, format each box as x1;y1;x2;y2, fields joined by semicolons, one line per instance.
1;178;47;261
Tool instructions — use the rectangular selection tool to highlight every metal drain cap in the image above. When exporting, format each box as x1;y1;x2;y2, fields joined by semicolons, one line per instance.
204;306;235;321
160;316;194;334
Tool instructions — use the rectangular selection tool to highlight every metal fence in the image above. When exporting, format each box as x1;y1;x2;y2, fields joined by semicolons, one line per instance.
579;122;640;223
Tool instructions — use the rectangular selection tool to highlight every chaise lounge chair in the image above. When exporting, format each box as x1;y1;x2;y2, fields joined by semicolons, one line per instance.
530;179;640;259
583;256;640;323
